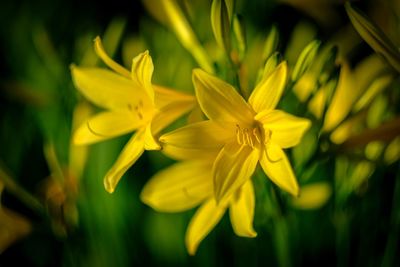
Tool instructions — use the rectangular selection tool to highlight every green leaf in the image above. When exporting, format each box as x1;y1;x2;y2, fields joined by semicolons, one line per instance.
345;2;400;73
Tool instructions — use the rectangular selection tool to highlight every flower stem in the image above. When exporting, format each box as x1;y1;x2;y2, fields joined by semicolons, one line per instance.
0;164;45;214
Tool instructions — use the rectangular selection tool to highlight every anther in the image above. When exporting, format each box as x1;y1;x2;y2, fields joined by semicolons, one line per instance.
236;124;242;145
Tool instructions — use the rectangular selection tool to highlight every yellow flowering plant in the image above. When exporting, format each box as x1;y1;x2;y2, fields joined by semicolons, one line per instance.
71;37;196;193
4;0;400;264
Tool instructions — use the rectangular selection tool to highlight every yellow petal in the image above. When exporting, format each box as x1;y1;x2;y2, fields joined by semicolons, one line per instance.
104;130;145;193
94;36;131;78
229;180;257;237
144;123;161;150
162;144;220;161
73;110;144;145
140;160;213;212
345;3;400;73
71;66;150;110
290;182;331;210
131;50;155;102
160;120;234;150
193;69;254;124
213;142;259;203
255;110;311;149
185;199;226;255
153;85;195;109
151;99;196;135
249;62;288;112
260;143;299;196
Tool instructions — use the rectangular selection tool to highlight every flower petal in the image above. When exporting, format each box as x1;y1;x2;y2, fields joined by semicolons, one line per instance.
162;144;220;161
260;143;299;196
249;62;288;112
94;36;131;78
256;110;311;148
160;120;234;150
71;66;150;110
153;85;195;109
229;180;257;237
185;199;226;255
193;69;254;124
151;99;196;135
144;123;161;150
213;142;259;203
131;51;155;102
73;110;144;145
104;130;145;193
140;160;213;212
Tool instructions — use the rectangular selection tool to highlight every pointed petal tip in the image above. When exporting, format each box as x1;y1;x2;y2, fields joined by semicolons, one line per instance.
103;178;116;194
185;234;199;256
292;185;300;197
245;230;258;238
93;35;101;43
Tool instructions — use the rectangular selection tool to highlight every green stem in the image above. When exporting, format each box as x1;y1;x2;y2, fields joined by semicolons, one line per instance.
0;165;45;214
381;167;400;267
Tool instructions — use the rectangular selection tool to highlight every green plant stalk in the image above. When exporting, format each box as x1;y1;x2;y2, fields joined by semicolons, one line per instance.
0;166;45;214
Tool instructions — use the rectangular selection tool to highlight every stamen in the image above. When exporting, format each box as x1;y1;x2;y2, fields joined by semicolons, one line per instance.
253;128;261;143
236;124;242;144
235;124;262;148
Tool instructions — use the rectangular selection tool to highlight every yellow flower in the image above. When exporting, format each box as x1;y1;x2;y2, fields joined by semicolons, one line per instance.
160;62;311;203
140;156;256;255
71;37;195;193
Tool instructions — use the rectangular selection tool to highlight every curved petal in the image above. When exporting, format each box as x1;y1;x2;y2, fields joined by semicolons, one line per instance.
140;160;213;212
249;62;287;112
131;51;155;102
229;180;257;237
144;123;161;150
151;99;196;135
71;66;150;110
213;142;259;203
162;144;220;161
256;110;311;148
260;143;299;196
104;130;145;193
94;36;131;78
185;199;227;255
159;120;234;150
153;85;195;109
73;110;144;145
193;69;254;124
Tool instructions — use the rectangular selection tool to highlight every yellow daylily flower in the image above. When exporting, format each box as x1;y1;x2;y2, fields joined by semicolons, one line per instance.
160;62;311;203
140;157;256;255
71;37;195;193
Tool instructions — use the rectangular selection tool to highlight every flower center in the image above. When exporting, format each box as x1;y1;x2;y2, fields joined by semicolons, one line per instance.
235;123;271;148
128;100;145;120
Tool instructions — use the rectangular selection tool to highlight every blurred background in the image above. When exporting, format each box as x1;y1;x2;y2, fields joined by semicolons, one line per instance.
0;0;399;266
